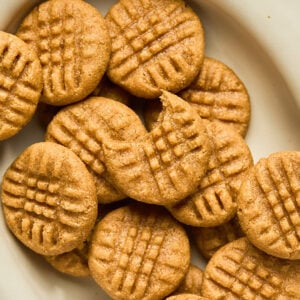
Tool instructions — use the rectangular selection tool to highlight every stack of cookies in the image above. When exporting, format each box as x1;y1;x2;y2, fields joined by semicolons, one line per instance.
0;0;299;299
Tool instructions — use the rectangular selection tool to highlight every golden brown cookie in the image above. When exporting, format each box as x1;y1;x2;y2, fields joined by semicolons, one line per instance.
45;97;147;204
168;121;253;226
1;142;97;255
201;237;300;299
106;0;205;98
0;31;42;141
178;57;250;136
45;240;89;277
166;295;208;300
88;204;190;300
192;216;244;260
91;75;131;106
100;91;211;206
237;151;300;260
16;0;111;106
173;264;203;296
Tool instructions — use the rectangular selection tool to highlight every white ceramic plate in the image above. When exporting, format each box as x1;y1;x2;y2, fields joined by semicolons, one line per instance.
0;1;300;299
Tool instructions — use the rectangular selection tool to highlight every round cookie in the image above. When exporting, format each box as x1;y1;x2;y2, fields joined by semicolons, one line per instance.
106;0;205;98
88;204;190;300
173;264;203;296
178;57;250;136
192;216;244;260
16;0;111;106
46;97;147;204
100;91;211;206
166;295;208;300
168;121;253;226
237;151;300;260
1;142;97;256
201;237;300;299
45;240;89;277
0;31;42;141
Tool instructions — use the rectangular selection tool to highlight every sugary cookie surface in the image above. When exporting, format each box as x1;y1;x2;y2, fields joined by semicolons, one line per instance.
144;57;251;136
1;142;98;255
16;0;111;105
0;31;42;141
169;121;253;226
46;97;147;203
100;91;211;205
178;57;250;137
89;204;190;300
238;151;300;260
106;0;205;98
201;238;300;299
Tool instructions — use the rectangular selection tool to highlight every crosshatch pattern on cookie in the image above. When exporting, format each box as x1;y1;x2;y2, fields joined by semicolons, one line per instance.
0;34;42;140
47;108;105;175
17;0;110;104
142;117;204;194
2;143;97;255
101;92;210;205
201;238;300;299
169;121;253;226
203;243;282;298
46;97;147;203
179;57;250;136
238;152;300;259
46;98;146;175
89;205;190;300
106;0;204;97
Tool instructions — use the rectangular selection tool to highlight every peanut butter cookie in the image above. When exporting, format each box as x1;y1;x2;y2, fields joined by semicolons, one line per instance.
1;142;97;255
100;91;211;205
17;0;111;105
106;0;205;98
178;57;250;136
46;97;147;203
89;204;190;300
237;151;300;260
168;121;253;226
0;31;42;141
201;237;300;299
